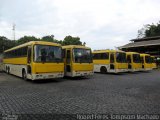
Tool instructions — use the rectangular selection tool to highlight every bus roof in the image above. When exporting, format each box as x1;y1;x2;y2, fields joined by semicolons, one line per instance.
151;56;156;58
4;41;61;53
93;49;125;53
126;52;140;55
62;45;91;49
140;53;150;56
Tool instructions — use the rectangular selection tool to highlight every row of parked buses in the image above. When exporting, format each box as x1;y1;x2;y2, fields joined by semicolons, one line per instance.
93;50;156;73
2;41;157;80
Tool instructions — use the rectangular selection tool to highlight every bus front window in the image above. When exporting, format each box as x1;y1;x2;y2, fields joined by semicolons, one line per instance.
34;45;62;62
73;48;92;63
133;54;141;63
145;56;151;63
151;57;156;63
116;52;127;63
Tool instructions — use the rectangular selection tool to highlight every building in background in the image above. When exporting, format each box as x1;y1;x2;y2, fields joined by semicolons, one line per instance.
119;36;160;67
119;36;160;58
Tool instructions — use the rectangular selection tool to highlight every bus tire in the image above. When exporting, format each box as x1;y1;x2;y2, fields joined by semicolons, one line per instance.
22;69;27;80
100;66;107;74
8;67;10;74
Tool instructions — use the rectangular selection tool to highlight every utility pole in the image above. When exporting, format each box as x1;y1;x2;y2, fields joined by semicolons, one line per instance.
12;23;16;40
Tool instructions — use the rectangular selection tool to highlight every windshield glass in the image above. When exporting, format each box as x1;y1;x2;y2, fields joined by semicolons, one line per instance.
73;48;92;63
151;57;156;63
116;52;127;63
133;54;141;63
145;56;151;63
34;45;62;62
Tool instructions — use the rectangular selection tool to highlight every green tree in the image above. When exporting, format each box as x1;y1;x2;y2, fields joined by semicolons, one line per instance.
42;35;55;42
145;23;160;37
63;35;82;45
41;35;62;44
0;36;16;53
0;35;84;54
138;21;160;38
17;36;40;45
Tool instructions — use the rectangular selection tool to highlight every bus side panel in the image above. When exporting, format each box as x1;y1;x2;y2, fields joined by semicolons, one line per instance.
93;60;110;72
94;64;110;72
4;64;27;78
3;57;27;77
93;60;110;65
3;57;27;65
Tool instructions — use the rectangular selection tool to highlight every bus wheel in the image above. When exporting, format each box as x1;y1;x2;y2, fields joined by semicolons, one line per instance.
8;67;10;74
22;69;27;80
100;66;107;74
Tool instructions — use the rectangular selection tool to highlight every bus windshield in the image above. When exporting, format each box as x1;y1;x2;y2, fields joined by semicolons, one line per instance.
34;45;62;62
116;52;127;63
73;48;92;63
145;56;151;63
133;54;141;63
151;57;156;63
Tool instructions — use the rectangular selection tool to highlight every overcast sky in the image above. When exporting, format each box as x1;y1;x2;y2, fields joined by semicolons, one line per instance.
0;0;160;49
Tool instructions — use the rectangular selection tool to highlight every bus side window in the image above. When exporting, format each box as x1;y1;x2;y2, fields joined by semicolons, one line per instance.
27;46;32;63
67;50;71;64
110;53;114;63
101;53;109;59
127;55;131;63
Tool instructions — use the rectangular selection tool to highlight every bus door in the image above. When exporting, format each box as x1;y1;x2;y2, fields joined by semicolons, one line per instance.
66;49;72;76
127;55;132;69
110;53;115;69
27;46;32;75
141;56;144;69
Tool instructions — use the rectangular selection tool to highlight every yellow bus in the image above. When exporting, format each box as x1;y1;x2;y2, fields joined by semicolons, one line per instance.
151;56;157;69
140;54;152;71
62;45;94;77
0;54;3;72
3;41;64;80
93;50;128;73
126;52;142;72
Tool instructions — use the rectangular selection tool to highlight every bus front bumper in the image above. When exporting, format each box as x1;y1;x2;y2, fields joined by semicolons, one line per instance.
110;69;128;73
141;68;152;71
29;72;64;80
128;68;142;72
73;71;94;77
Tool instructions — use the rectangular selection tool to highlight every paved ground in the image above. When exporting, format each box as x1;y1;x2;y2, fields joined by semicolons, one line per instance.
0;70;160;119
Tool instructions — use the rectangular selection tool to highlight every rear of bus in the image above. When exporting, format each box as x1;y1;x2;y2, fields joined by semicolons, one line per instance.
113;51;128;73
29;41;64;80
63;45;93;77
140;54;152;71
126;52;142;72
